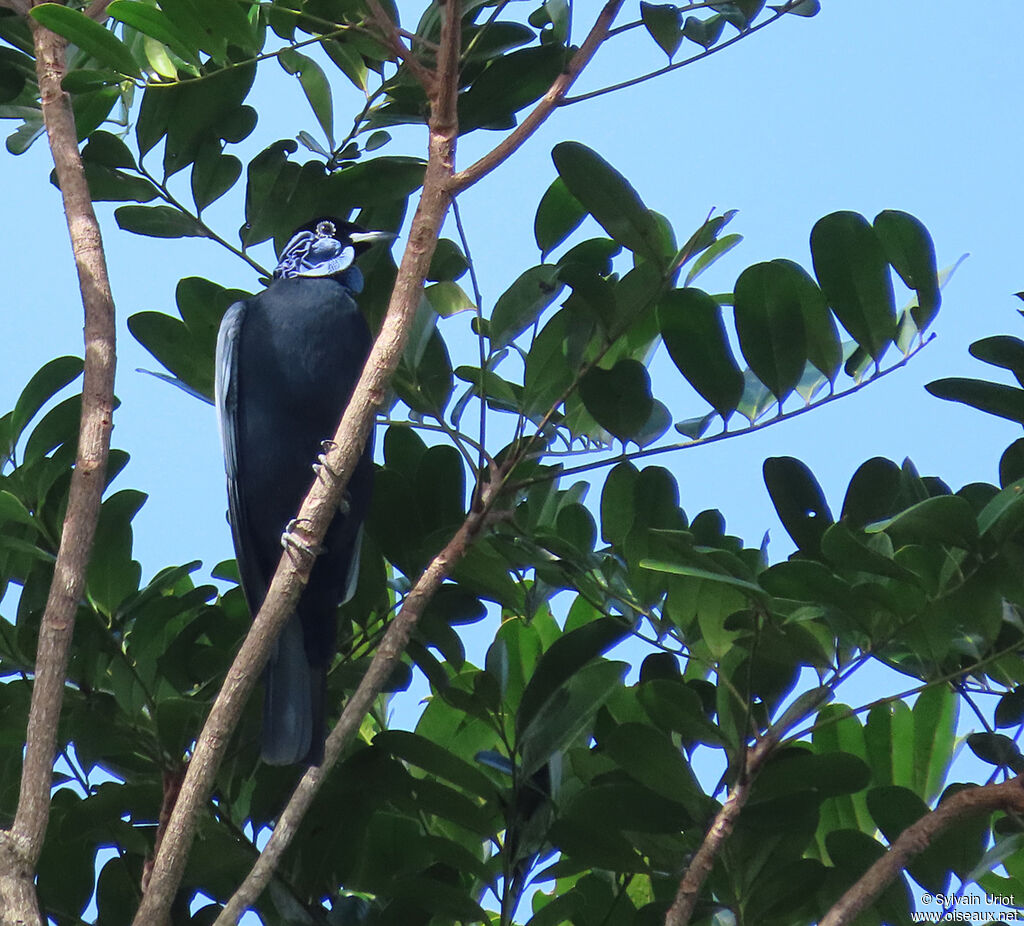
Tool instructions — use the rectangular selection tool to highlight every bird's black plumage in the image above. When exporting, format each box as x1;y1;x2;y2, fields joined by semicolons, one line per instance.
215;217;387;766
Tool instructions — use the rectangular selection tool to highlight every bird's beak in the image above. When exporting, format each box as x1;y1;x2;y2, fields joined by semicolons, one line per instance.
349;230;397;246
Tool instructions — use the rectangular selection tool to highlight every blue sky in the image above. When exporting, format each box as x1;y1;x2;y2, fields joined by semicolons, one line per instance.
4;2;1020;586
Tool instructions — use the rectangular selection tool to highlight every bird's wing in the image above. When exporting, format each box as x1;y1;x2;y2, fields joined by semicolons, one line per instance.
215;301;259;604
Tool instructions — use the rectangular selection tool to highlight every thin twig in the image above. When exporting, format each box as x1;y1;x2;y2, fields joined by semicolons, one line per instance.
564;6;793;106
513;337;936;491
820;778;1024;926
451;197;490;473
0;18;117;926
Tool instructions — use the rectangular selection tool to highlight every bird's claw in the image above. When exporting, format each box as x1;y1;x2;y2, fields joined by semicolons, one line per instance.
281;519;325;559
314;440;342;481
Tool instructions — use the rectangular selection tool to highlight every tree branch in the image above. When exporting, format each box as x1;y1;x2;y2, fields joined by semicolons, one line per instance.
820;778;1024;926
664;733;778;926
449;0;625;193
214;472;503;924
131;2;463;923
0;18;117;926
364;0;436;93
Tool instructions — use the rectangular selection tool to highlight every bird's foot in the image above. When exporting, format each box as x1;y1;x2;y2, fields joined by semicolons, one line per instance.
314;440;342;481
281;519;325;559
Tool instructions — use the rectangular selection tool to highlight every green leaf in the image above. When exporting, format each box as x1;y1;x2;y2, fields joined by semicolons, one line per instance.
534;176;586;258
769;258;842;381
517;617;629;733
279;48;334;145
970;335;1024;387
683;232;742;286
158;0;257;59
107;1;200;68
913;685;957;801
926;377;1024;425
866;495;978;549
30;4;140;78
733;261;808;401
427;238;469;282
424;281;475;317
373;730;497;799
640;2;683;58
658;287;744;418
551;142;664;264
682;14;726;48
873;209;940;330
841;456;902;528
519;660;627;777
763;456;833;554
967;732;1024;771
995;688;1024;729
811;211;896;362
9;356;83;451
641;560;765;597
578;359;654;442
115;205;206;239
490;264;563;348
191;147;241;212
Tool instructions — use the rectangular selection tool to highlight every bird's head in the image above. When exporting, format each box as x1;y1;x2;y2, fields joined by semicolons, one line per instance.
273;217;394;288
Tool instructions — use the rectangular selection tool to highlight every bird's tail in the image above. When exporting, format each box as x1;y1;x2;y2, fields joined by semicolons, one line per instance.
261;615;326;766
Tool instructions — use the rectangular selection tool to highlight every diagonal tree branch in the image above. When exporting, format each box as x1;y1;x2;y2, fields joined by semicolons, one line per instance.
131;2;463;923
820;777;1024;926
213;470;503;924
0;15;117;926
365;0;436;93
664;732;779;926
449;0;625;194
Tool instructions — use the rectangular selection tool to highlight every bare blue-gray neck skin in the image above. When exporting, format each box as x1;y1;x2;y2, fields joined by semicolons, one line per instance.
273;219;365;294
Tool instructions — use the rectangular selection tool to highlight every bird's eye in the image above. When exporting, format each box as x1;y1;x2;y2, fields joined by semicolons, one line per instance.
315;220;336;238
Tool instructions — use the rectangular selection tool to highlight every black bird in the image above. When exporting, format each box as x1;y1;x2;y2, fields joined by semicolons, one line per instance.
215;217;390;766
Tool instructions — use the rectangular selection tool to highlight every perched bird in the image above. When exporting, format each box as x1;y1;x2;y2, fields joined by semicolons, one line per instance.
215;217;390;766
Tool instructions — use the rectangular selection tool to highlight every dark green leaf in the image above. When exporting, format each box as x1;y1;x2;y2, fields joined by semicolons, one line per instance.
926;377;1024;425
427;238;469;282
682;14;726;48
769;258;842;381
733;261;808;401
866;495;978;549
30;4;140;77
995;688;1024;729
10;356;83;450
841;456;902;528
873;209;940;330
551;141;663;264
970;336;1024;387
640;2;683;58
658;287;744;418
107;0;200;67
191;147;241;212
534;176;586;258
373;730;497;799
968;732;1024;770
115;205;206;239
517;617;629;733
490;264;563;348
811;211;896;361
579;359;654;442
763;456;833;554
